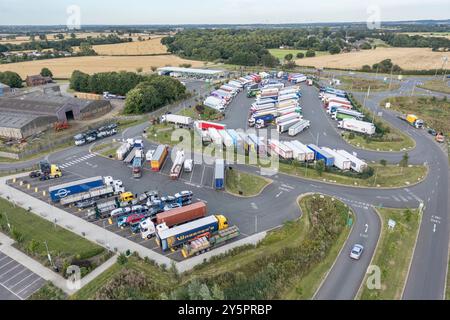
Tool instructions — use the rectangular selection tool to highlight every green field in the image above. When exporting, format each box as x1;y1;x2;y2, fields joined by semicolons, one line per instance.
337;75;401;92
268;48;329;60
381;96;450;136
0;198;107;277
71;195;350;300
359;207;420;300
225;169;271;197
342;130;416;152
418;79;450;94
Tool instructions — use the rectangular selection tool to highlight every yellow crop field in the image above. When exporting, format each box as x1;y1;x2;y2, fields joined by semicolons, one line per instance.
89;37;167;55
296;47;449;70
0;55;203;78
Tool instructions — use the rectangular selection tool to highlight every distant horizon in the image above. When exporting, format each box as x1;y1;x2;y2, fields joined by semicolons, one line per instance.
0;0;449;26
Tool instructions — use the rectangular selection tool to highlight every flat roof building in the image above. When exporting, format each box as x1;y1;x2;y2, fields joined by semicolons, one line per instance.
157;67;226;79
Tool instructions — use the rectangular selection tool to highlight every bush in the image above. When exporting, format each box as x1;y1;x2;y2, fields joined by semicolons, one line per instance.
296;52;305;59
40;67;53;77
117;253;128;265
305;49;316;57
0;71;23;88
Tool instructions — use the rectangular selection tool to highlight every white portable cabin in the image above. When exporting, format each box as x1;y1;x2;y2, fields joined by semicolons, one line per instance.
335;150;368;173
321;147;352;170
290;140;315;161
283;141;307;162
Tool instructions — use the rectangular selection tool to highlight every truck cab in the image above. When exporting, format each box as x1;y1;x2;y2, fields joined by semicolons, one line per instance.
120;192;134;203
216;215;229;230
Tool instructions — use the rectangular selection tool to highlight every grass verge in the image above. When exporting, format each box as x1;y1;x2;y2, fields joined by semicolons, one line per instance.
71;194;350;300
359;207;420;300
342;131;415;152
225;169;271;197
0;198;109;278
29;281;67;300
278;162;427;188
337;75;401;92
418;79;450;94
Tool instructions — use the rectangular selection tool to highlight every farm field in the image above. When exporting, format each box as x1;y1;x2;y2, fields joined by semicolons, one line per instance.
0;55;203;78
295;47;448;70
268;48;329;60
89;37;167;55
400;32;450;39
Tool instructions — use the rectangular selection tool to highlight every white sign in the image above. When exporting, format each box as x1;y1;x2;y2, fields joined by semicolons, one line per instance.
388;219;396;230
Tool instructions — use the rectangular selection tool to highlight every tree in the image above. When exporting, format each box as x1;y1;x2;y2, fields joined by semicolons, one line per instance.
70;33;76;39
0;71;23;88
315;160;325;176
283;60;297;69
328;45;341;55
150;66;157;72
400;152;409;167
40;67;53;77
79;42;96;55
305;49;316;57
360;42;372;50
380;159;387;166
361;65;372;72
296;52;304;59
284;53;293;61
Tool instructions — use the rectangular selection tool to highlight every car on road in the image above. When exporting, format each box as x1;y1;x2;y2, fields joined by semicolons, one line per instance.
428;129;437;136
350;244;364;260
110;207;131;218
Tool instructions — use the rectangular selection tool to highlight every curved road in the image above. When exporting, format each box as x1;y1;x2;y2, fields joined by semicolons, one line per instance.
1;76;448;300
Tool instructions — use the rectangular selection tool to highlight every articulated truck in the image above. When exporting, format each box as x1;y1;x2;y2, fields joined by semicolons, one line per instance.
398;114;424;129
49;176;105;202
338;118;376;135
170;150;185;180
156;214;230;251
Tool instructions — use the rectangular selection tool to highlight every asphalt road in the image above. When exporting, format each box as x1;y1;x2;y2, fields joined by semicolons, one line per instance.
1;76;448;300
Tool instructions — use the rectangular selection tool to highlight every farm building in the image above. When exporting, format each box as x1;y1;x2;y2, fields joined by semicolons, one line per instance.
157;67;226;79
26;74;53;87
0;112;57;139
0;83;10;97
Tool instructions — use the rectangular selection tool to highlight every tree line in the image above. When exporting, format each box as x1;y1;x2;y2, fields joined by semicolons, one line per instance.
69;71;187;114
0;34;129;53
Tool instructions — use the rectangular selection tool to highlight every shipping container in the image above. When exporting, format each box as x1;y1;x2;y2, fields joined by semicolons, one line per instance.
151;145;169;172
156;202;207;227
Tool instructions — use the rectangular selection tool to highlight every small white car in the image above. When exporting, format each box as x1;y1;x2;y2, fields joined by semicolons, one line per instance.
350;244;364;260
184;159;193;172
110;207;131;218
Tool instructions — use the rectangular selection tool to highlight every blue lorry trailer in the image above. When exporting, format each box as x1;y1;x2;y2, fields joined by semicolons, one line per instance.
307;144;335;167
49;176;104;202
214;159;225;190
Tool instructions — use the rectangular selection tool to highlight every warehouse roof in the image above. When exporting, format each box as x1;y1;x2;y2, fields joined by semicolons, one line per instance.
158;67;225;75
0;91;92;116
0;112;55;129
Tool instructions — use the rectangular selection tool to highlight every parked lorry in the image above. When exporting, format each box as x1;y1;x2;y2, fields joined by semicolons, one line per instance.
321;147;352;170
290;140;315;161
214;159;225;190
307;144;335;167
161;114;193;127
60;181;124;206
170;150;185;180
277;118;302;133
156;214;229;251
338;118;376;135
208;128;223;146
218;130;234;147
49;176;104;202
181;225;240;258
29;161;62;180
288;119;311;136
116;142;132;161
194;121;226;131
283;141;307;162
204;96;225;112
268;140;293;159
335;150;367;173
151;145;169;172
132;149;144;179
248;114;275;127
140;202;207;239
332;108;364;121
398;114;424;129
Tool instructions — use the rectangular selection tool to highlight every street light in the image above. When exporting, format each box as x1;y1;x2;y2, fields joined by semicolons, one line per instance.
442;56;448;82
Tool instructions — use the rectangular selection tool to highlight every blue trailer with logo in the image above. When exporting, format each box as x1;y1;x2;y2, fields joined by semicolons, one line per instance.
307;144;335;167
49;176;104;202
156;215;222;251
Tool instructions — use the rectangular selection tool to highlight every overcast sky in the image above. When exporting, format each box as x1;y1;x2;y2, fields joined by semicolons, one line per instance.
0;0;449;25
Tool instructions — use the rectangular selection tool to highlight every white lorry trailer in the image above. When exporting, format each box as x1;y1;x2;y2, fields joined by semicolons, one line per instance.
161;114;193;126
283;141;307;162
335;150;368;173
290;140;315;161
288;119;311;136
338;118;376;135
321;147;352;170
277;118;302;133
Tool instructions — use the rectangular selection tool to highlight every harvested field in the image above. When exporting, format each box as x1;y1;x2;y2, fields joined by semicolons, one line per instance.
0;55;203;78
295;47;449;70
90;37;167;55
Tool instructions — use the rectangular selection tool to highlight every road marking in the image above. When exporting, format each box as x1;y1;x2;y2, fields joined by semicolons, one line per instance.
398;195;409;202
0;264;22;280
392;196;401;202
8;272;35;290
250;202;258;210
0;282;22;300
3;268;27;285
275;191;283;198
16;276;42;295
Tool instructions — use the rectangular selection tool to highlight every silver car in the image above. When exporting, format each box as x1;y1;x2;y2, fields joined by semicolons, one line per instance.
350;244;364;260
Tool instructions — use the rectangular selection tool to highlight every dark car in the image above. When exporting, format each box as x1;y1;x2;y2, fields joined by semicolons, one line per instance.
428;129;437;136
29;171;41;178
76;200;96;209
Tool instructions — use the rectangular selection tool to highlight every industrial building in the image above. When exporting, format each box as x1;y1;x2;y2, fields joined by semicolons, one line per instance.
0;87;112;139
157;67;226;79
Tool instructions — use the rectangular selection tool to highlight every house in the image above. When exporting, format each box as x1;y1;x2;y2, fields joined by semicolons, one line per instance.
26;74;53;87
